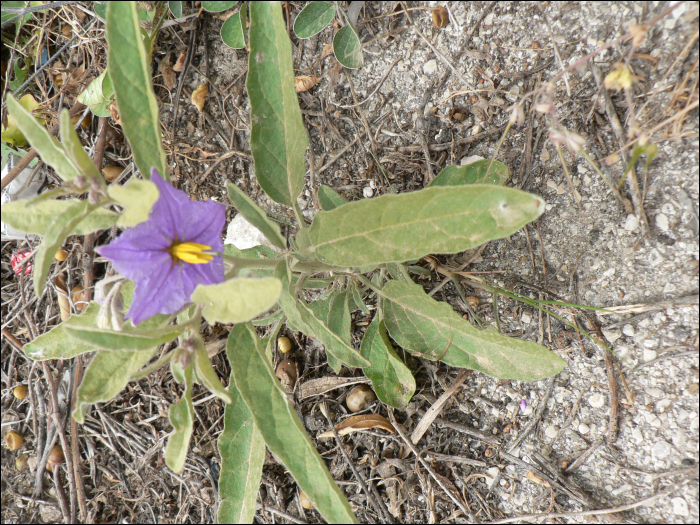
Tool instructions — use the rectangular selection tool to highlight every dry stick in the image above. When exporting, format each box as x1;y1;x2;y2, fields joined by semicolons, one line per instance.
321;403;393;524
171;17;198;148
53;466;71;523
410;370;469;444
535;223;553;343
1;102;86;191
387;409;473;517
41;360;78;522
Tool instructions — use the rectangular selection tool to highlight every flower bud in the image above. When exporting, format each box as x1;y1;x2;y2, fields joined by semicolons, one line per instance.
508;105;525;126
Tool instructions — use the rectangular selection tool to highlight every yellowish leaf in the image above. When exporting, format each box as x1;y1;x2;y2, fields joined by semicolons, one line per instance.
191;83;208;112
294;75;320;93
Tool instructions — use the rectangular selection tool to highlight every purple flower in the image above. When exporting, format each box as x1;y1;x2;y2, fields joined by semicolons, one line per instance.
97;168;225;325
519;399;528;412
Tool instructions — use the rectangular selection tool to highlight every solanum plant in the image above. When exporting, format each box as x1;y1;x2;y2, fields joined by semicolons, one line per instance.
1;3;565;523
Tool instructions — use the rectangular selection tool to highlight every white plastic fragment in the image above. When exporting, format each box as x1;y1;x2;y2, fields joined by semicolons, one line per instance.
224;215;279;251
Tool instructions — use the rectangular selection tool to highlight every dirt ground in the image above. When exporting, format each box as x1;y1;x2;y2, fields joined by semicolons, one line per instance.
2;1;699;523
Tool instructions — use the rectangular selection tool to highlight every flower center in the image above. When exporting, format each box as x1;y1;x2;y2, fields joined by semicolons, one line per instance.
169;242;214;264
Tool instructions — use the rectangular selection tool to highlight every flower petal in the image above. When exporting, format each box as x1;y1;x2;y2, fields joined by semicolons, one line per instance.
126;261;187;324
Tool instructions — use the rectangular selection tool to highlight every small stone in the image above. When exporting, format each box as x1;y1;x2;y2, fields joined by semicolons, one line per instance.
521;311;532;324
632;428;643;443
603;268;615;277
688;383;699;394
540;149;551;162
423;59;438;75
655;213;670;232
578;423;590;435
643;349;657;362
225;215;279;251
363;186;374;198
484;467;500;488
588;393;605;408
602;326;622;343
622;324;635;337
623;214;639;231
671;497;689;517
541;425;558;441
651;441;672;460
460;155;484;166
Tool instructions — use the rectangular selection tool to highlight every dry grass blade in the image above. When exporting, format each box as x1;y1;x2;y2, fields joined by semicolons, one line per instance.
410;369;469;444
317;414;395;439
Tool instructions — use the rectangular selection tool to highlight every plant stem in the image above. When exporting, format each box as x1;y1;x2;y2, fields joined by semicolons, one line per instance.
355;274;382;294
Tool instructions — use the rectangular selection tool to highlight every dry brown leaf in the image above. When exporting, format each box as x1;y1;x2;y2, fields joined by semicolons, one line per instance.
162;65;176;90
525;470;551;487
71;285;87;313
432;6;449;28
173;50;187;72
181;145;218;158
191;83;208;112
107;100;122;126
294;75;320;93
54;275;71;322
321;41;335;60
318;414;395;439
299;377;371;400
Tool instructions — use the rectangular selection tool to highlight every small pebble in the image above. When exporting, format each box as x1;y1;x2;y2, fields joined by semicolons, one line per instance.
643;349;657;362
422;59;438;75
521;311;532;324
363;186;374;198
655;213;670;231
545;425;559;438
671;497;689;517
622;324;635;336
578;423;590;435
588;393;605;408
623;214;639;231
651;441;672;460
484;467;500;488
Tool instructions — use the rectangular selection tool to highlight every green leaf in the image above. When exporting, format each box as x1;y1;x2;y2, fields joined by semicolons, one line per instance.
351;281;370;314
108;179;159;227
24;302;100;360
1;143;38;168
318;184;348;211
165;366;194;473
360;316;415;408
106;2;169;180
297;298;370;369
227;323;358;524
274;261;314;334
309;185;546;267
294;1;335;39
221;4;247;49
59;110;102;181
192;335;233;403
1;198;118;237
333;25;363;69
76;70;114;117
326;291;353;373
247;2;308;208
191;277;282;325
168;1;182;19
429;159;509;187
6;94;79;179
72;347;157;423
309;290;341;373
34;201;92;296
201;1;236;12
63;324;184;352
218;380;265;524
1;1;33;30
251;308;285;327
227;182;287;250
380;280;566;381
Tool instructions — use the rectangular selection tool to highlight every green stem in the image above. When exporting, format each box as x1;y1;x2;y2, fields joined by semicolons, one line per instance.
355;274;382;294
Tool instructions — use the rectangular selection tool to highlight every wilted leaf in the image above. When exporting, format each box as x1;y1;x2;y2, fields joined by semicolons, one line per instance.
191;83;208;112
307;185;546;267
333;25;363;69
381;280;566;380
1;94;43;147
318;414;395;439
294;75;320;93
247;2;308;208
77;70;114;117
294;1;335;39
227;323;358;524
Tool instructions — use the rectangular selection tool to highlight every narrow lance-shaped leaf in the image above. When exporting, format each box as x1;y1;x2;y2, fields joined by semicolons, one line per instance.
308;185;546;267
165;365;194;473
60;109;102;181
309;290;341;373
106;2;169;180
6;94;79;181
227;323;358;523
226;182;287;249
191;277;282;325
325;290;353;373
193;335;233;404
360;316;416;408
247;2;308;208
63;324;184;352
218;370;265;524
381;280;566;381
274;261;314;334
72;348;157;423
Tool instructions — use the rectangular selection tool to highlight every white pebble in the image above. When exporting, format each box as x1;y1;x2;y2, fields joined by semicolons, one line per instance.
545;425;559;439
643;349;657;362
655;213;670;231
521;311;532;324
588;393;605;408
422;59;438;75
671;497;689;517
623;214;639;231
651;440;672;460
363;186;374;198
622;324;635;337
484;467;500;489
578;423;590;434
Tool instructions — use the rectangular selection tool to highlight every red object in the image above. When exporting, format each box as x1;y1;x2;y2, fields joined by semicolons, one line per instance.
10;251;32;275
